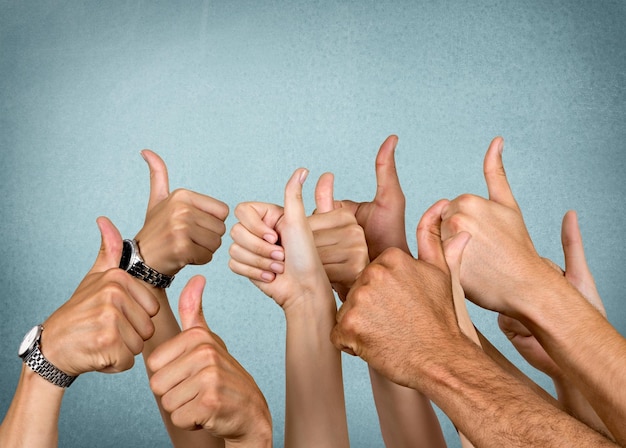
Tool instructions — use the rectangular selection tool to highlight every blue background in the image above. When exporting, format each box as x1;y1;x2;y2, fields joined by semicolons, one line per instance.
1;1;625;446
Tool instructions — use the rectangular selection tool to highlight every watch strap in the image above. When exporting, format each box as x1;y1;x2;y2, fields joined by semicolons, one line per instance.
127;261;174;288
23;343;77;388
122;239;174;288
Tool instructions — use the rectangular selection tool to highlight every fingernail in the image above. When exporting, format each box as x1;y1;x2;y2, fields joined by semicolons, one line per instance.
140;150;148;161
270;262;284;274
498;138;504;154
270;250;284;261
260;272;274;282
299;168;309;184
263;233;277;244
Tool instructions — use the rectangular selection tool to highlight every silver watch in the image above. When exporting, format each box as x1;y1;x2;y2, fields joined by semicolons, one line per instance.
18;325;77;388
119;239;174;288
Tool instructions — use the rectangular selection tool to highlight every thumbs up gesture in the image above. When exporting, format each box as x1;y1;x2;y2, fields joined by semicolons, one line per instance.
40;217;160;377
133;150;229;277
147;276;272;445
440;137;548;315
308;173;369;301
229;172;368;302
331;200;469;390
337;135;411;260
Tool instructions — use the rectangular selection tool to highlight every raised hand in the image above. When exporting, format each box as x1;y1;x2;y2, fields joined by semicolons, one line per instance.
498;210;610;435
41;217;160;376
440;137;549;315
147;276;272;446
231;169;349;448
332;200;467;390
309;172;369;300
134;150;229;276
338;135;410;259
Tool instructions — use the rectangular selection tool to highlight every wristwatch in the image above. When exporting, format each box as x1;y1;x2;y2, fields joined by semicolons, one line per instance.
119;239;174;288
18;325;77;388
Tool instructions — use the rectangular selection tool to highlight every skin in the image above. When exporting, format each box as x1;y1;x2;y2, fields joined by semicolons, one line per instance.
230;169;350;448
229;136;446;448
136;150;272;447
147;276;272;447
498;210;610;436
440;137;626;444
0;217;159;447
331;200;618;448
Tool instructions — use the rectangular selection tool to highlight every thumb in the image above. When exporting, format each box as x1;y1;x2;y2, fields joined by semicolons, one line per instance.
283;168;309;225
482;137;520;211
443;231;472;283
92;216;123;272
443;232;478;343
561;210;605;315
373;135;404;205
178;275;209;331
141;149;170;214
314;172;336;213
416;199;450;273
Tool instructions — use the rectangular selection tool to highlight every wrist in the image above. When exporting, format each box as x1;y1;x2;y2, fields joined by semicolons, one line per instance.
282;285;336;322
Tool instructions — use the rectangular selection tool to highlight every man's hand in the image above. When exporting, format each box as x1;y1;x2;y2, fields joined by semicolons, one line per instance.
134;150;229;276
41;217;160;376
338;135;410;259
498;210;606;379
331;200;468;390
440;137;552;315
147;276;272;445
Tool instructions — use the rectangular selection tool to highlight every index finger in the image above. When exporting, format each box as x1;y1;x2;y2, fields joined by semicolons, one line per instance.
234;201;285;244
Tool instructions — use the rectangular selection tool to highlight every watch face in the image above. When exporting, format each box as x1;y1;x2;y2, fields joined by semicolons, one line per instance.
18;325;41;357
119;240;132;270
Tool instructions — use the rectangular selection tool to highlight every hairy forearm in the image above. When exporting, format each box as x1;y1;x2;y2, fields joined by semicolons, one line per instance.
284;289;349;448
0;366;65;448
519;277;626;444
476;330;559;407
142;289;225;448
417;336;617;448
553;376;612;438
369;366;446;448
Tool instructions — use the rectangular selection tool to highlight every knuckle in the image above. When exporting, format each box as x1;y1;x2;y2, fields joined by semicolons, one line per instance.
93;326;119;350
161;392;178;414
170;188;191;202
148;375;163;396
196;343;220;365
456;193;481;209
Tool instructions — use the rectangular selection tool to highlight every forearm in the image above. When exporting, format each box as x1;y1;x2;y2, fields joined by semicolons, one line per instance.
417;336;617;448
0;366;65;448
143;289;224;448
369;366;446;448
553;376;612;438
476;330;559;407
284;289;349;448
519;277;626;444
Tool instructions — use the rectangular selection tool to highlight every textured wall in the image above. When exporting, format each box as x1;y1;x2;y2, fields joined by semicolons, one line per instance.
1;1;625;446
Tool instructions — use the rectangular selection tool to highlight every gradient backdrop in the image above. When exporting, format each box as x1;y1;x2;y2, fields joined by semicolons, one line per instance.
1;1;625;447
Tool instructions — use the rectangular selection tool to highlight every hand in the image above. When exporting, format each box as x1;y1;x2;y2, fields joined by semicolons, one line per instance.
498;210;606;379
309;172;369;301
134;150;229;276
41;217;160;376
440;137;552;315
147;276;272;445
230;169;333;312
331;200;468;390
228;173;368;300
337;135;410;259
